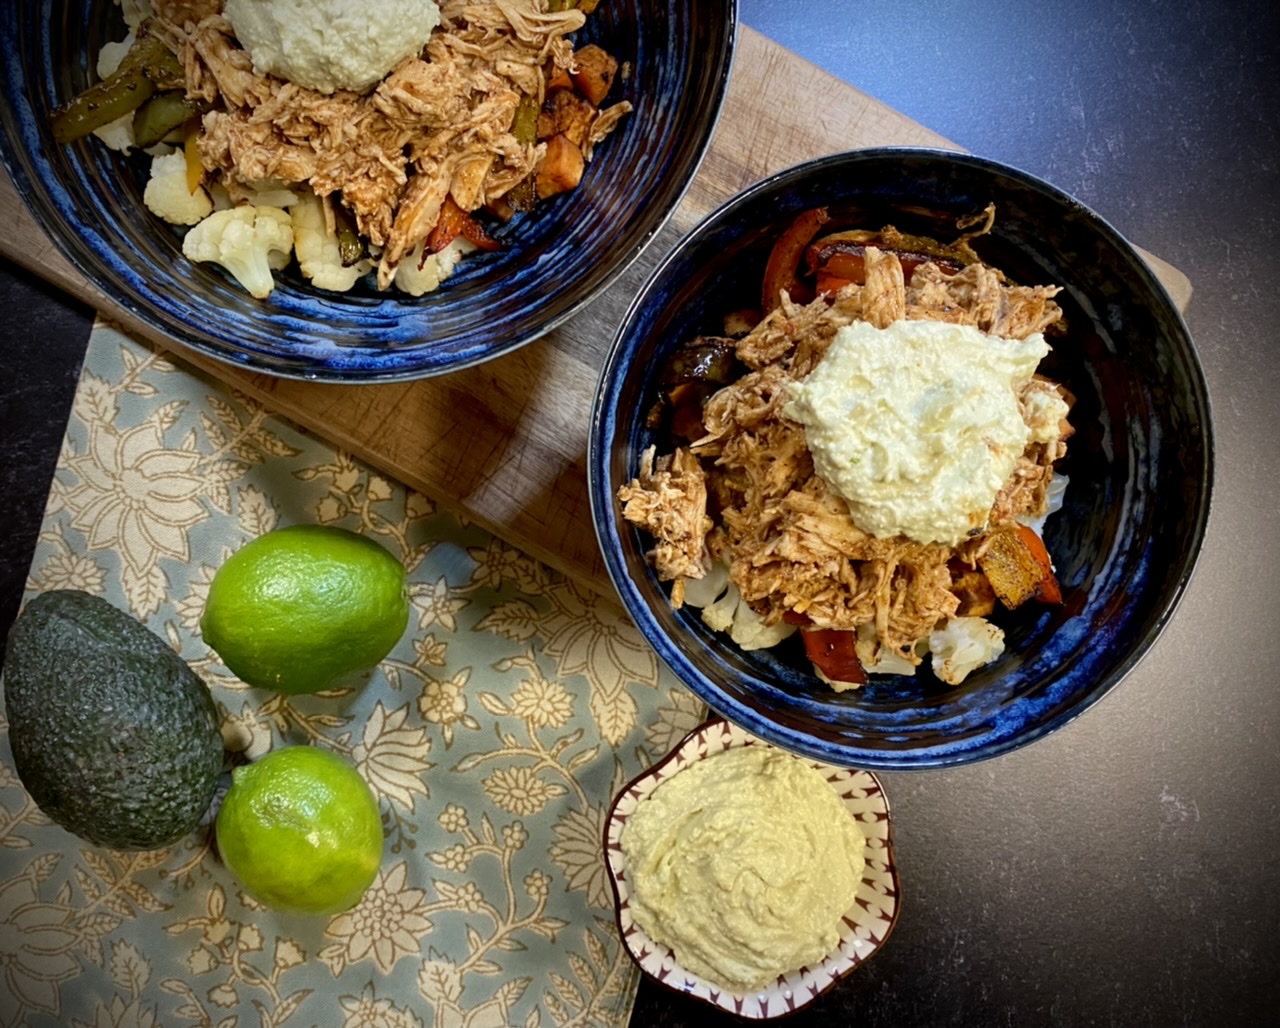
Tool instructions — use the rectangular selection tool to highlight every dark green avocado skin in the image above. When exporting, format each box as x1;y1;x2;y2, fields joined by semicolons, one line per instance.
3;590;224;850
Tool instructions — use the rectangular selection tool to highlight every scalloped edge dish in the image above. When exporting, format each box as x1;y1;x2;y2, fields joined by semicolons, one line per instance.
604;718;901;1019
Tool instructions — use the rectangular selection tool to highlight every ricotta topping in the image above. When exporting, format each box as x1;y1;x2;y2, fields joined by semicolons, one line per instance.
783;319;1065;545
225;0;442;95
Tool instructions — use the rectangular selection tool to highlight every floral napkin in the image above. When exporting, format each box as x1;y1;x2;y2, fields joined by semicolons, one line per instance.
0;322;705;1028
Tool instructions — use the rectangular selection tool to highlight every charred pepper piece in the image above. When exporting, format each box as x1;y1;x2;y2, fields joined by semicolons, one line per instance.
131;90;204;149
800;627;868;687
50;31;184;145
761;207;829;313
807;240;967;294
332;202;367;267
979;524;1063;608
428;196;501;254
656;336;740;440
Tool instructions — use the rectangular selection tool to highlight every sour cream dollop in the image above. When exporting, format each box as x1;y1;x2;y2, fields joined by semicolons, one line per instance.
784;319;1066;546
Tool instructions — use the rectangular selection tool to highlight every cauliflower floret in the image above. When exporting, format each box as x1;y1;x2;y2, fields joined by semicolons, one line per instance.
96;33;134;79
91;115;136;153
290;191;372;292
729;602;798;652
181;206;294;299
393;237;476;297
119;1;154;31
928;617;1006;686
225;179;300;209
854;622;919;677
88;30;139;152
681;560;729;609
698;576;796;652
689;559;797;652
143;151;213;226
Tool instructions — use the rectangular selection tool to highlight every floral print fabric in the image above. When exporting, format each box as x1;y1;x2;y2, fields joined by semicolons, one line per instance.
0;323;706;1028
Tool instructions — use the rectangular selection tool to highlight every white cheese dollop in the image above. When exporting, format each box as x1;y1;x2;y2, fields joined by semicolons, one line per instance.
784;319;1066;546
225;0;441;95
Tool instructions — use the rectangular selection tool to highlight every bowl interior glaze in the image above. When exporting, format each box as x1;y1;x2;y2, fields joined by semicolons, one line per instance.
589;148;1213;769
0;0;737;380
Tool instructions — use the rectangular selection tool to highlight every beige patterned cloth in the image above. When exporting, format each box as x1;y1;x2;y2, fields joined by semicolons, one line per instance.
0;321;706;1028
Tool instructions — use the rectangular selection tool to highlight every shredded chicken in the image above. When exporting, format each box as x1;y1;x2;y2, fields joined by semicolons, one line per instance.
155;0;632;289
154;0;223;26
620;238;1070;669
618;446;712;609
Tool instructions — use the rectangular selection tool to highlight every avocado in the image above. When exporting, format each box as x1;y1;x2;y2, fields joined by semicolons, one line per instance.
3;590;225;850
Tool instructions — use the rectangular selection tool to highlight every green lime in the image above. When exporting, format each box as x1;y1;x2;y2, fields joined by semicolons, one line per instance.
200;524;409;695
215;746;383;915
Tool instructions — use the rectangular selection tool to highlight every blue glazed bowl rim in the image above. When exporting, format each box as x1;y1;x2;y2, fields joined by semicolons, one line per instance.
588;145;1214;770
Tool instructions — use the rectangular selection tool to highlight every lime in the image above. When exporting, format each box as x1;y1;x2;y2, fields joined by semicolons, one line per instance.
200;524;409;695
215;746;383;915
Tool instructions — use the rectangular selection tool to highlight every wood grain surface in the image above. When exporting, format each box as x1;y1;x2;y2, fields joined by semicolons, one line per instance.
0;25;1192;600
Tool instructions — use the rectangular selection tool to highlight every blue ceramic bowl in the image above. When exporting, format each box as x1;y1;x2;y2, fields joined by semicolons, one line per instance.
0;1;736;381
588;147;1213;770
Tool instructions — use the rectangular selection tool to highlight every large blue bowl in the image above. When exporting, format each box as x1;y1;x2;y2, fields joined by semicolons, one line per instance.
588;148;1213;770
0;0;736;381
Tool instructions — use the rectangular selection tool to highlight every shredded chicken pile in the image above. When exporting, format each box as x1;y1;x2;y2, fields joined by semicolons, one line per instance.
151;0;631;288
619;244;1070;666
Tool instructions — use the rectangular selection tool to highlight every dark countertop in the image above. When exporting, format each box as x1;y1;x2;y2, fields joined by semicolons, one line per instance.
3;1;1278;1025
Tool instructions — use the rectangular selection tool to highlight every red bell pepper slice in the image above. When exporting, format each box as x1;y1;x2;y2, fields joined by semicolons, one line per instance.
800;627;867;686
761;207;830;313
807;241;966;284
428;196;501;254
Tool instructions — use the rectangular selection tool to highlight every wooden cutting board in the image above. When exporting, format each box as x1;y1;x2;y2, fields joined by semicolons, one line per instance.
0;26;1191;601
